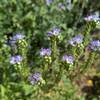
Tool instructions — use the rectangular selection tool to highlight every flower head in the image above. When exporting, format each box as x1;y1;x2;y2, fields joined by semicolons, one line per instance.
84;15;100;21
5;33;25;46
46;0;53;6
28;72;41;85
62;55;74;64
58;3;65;10
89;40;100;51
10;55;23;64
12;34;25;41
48;28;60;37
68;34;83;46
40;48;51;56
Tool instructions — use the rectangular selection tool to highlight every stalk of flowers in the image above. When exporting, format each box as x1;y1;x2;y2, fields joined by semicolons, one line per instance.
46;28;61;83
10;33;29;79
87;40;100;64
68;34;84;72
10;55;23;71
81;40;100;73
12;33;28;62
83;15;100;45
40;48;52;72
48;28;60;59
7;33;25;55
81;16;100;71
62;54;74;71
47;28;60;72
13;34;27;56
68;34;84;57
10;54;29;79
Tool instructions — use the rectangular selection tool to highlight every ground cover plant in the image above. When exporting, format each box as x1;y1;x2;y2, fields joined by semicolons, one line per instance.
0;0;100;100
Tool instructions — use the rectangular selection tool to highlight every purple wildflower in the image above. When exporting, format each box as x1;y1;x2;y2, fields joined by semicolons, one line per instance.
15;55;23;63
68;34;83;46
40;48;51;56
62;55;74;64
46;0;53;6
10;55;23;64
48;28;60;37
7;34;25;46
5;40;15;45
28;72;41;85
84;15;100;21
89;40;100;51
58;3;65;10
12;34;25;41
10;56;16;64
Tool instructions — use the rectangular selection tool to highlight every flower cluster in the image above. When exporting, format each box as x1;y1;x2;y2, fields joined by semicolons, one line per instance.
10;55;23;64
46;0;53;6
12;34;25;41
58;3;65;10
28;72;41;85
48;28;61;37
89;40;100;51
68;34;83;46
62;55;74;64
40;48;51;56
6;34;25;45
84;15;100;21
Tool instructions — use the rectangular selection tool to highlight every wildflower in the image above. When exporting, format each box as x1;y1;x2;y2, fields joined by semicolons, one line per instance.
89;40;100;51
5;40;15;45
5;33;24;46
58;3;65;10
68;34;83;46
9;39;17;45
48;28;60;37
84;15;100;21
10;55;23;64
46;0;53;6
28;72;41;85
62;55;74;64
12;34;25;41
40;48;51;56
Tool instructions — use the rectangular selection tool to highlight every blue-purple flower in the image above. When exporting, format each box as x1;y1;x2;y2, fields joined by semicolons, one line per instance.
12;34;25;41
5;34;25;46
48;28;61;37
45;0;53;6
28;72;41;85
68;34;83;46
58;3;65;10
84;15;100;21
5;40;15;45
89;40;100;51
10;55;23;64
40;48;51;56
62;55;74;64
